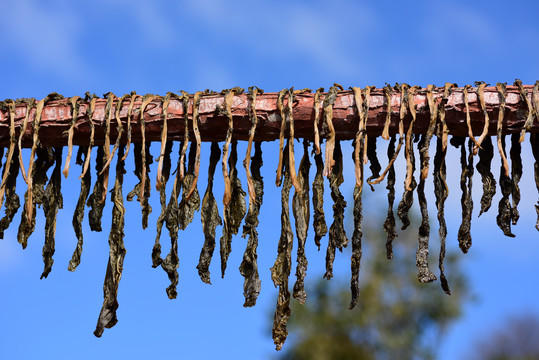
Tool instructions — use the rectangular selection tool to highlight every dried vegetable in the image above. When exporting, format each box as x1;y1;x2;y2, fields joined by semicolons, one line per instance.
0;83;538;350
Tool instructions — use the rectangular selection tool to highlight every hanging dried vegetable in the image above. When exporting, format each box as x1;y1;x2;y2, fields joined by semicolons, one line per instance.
159;143;183;299
17;147;55;249
68;146;91;271
98;93;115;203
239;87;264;305
312;151;327;250
40;147;63;279
476;137;496;216
313;87;324;154
365;135;381;191
292;141;310;304
270;141;294;351
197;142;223;284
398;86;419;230
239;142;263;306
416;136;436;283
350;139;365;309
463;85;480;150
122;92;138;161
383;136;397;259
62;96;81;178
126;143;153;229
494;83;510;178
433;137;450;294
510;134;522;226
324;140;348;280
515;79;535;142
80;93;97;179
531;133;539;231
17;98;35;183
455;137;474;253
94;145;126;338
156;93;175;190
420;85;438;179
323;83;344;177
496;136;516;237
220;140;246;277
0;147;19;239
151;141;173;268
101;94;127;174
473;81;490;154
0;100;19;238
161;142;201;299
220;87;244;205
87;147;107;232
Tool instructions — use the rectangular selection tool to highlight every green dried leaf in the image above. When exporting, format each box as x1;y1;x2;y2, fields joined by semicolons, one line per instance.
324;140;348;280
510;133;522;225
178;142;200;231
270;141;294;351
40;147;63;279
312;152;327;250
350;140;364;310
152;141;173;268
239;142;263;306
433;138;451;294
456;138;474;253
416;136;436;283
220;140;246;278
383;136;397;259
292;141;310;305
198;142;223;285
496;136;516;237
160;143;183;299
397;138;417;230
94;145;126;337
68;146;91;271
531;133;538;231
476;136;496;216
87;147;106;232
126;143;153;229
0;147;20;239
17;147;54;249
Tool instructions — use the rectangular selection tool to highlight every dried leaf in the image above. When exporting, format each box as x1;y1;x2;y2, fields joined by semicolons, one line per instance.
270;141;294;351
476;136;496;216
312;152;327;250
151;141;173;268
365;135;381;191
160;143;183;299
17;147;54;249
292;141;310;304
383;136;398;259
350;139;364;309
239;142;263;306
68;146;91;271
322;84;343;177
324;140;348;280
198;142;223;285
416;136;436;283
126;143;153;229
531;133;539;231
87;147;107;232
456;137;474;253
0;147;20;239
433;138;451;294
220;141;246;277
510;133;522;225
496;136;516;237
94;145;126;337
40;147;63;279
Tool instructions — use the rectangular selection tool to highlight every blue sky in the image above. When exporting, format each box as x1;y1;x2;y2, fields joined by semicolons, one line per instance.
1;1;539;359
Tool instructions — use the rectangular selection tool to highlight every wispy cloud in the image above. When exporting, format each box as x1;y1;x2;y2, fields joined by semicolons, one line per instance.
0;0;87;78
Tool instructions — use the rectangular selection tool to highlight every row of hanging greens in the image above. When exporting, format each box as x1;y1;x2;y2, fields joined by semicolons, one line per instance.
0;81;538;350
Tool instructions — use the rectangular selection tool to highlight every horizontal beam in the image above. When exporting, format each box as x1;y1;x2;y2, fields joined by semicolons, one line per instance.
1;84;538;148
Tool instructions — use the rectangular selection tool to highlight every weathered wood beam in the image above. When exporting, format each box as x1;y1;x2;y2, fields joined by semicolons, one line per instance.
1;85;537;148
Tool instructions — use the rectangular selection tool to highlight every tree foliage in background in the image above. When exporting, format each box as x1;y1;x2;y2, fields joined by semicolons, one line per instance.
279;211;471;360
470;314;539;360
